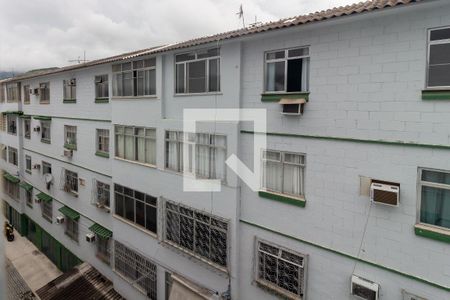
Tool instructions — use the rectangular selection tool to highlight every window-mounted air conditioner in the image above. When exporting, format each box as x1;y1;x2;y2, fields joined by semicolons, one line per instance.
56;216;64;224
402;290;427;300
32;164;40;170
35;198;41;203
280;98;306;116
63;149;73;158
370;182;399;207
33;88;40;95
351;275;379;300
86;233;95;243
33;126;40;132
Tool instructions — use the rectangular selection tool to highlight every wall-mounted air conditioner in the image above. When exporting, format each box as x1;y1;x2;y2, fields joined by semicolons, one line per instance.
29;89;34;95
33;126;40;132
86;233;95;243
280;98;306;116
63;149;73;158
370;182;399;207
351;275;379;300
32;164;40;170
402;290;427;300
33;88;40;95
56;216;65;224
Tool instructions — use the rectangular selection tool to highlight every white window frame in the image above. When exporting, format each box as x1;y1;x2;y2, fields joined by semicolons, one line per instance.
39;82;50;103
96;180;110;208
6;83;20;102
264;46;310;94
96;129;110;153
64;125;77;148
41;120;51;143
4;179;19;200
255;238;308;300
63;78;76;100
114;125;156;166
417;167;450;231
175;48;220;94
261;150;306;198
112;58;156;97
426;26;450;89
95;74;109;99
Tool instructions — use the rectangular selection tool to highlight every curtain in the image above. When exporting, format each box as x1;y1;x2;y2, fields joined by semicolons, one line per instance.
145;130;156;165
136;128;145;163
167;131;179;170
283;153;303;196
211;135;226;180
264;161;283;193
196;133;210;178
420;170;450;229
124;127;134;160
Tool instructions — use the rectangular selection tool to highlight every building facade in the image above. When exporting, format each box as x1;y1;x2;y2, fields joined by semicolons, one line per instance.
1;0;450;299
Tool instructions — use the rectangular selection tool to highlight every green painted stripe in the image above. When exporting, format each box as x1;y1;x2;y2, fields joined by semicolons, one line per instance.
421;90;450;100
2;111;24;115
29;114;110;123
261;92;310;102
33;116;52;121
240;219;450;292
95;151;110;158
241;130;450;150
414;226;450;244
64;143;77;150
259;191;306;207
23;147;111;178
95;98;109;104
63;99;77;104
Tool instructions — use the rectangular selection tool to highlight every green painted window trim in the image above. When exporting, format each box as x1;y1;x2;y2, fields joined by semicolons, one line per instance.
64;143;77;150
259;190;306;207
414;225;450;244
421;90;450;100
19;115;31;119
33;115;52;121
261;92;310;102
241;130;450;150
58;206;80;220
41;139;51;144
63;99;77;104
95;151;110;158
89;223;112;239
240;219;450;292
95;98;109;103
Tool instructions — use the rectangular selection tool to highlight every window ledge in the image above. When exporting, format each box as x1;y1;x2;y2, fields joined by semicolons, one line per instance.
258;190;306;208
95;98;109;103
114;156;156;168
174;92;223;97
414;224;450;243
39;101;50;104
421;89;450;100
95;151;110;158
111;95;158;100
64;143;77;150
25;170;32;175
41;139;51;144
261;92;310;102
255;279;301;300
63;99;77;104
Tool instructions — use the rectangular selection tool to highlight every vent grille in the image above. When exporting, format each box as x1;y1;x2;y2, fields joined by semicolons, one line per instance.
373;189;398;206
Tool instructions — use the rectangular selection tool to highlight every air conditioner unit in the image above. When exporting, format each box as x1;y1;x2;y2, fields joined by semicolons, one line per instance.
63;149;73;158
351;275;379;300
32;164;41;169
370;182;400;207
29;89;34;95
69;79;76;85
33;88;40;95
402;290;427;300
96;202;105;209
33;126;40;132
280;98;306;116
35;198;41;203
86;233;95;243
56;216;65;224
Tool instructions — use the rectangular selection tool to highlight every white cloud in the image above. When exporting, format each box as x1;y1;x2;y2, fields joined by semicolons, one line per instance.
0;0;356;71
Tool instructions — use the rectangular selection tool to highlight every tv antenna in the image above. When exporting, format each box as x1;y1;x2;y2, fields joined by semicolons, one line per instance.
236;4;245;28
68;50;89;64
249;15;262;28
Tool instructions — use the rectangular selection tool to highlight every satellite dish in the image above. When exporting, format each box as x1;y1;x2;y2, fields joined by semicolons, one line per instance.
44;173;53;183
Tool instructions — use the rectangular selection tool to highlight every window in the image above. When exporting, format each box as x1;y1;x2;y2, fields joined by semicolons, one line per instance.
0;84;4;102
63;169;78;195
42;161;52;175
95;180;110;208
265;47;309;93
41;201;52;222
23;85;30;104
165;131;226;180
418;168;450;230
96;129;110;154
262;150;305;198
25;155;32;173
96;236;110;264
7;115;17;135
0;114;6;131
427;27;450;88
6;83;20;102
39;82;50;103
256;239;307;299
65;218;79;242
41;121;51;143
1;144;7;161
114;184;157;233
164;199;228;267
115;125;156;165
4;179;19;200
63;79;76;101
112;58;156;97
8;146;18;166
175;48;220;94
26;190;33;208
64;125;77;149
95;75;109;99
24;118;31;139
114;240;157;298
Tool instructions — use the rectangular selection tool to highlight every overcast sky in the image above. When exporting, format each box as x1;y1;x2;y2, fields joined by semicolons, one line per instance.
0;0;357;72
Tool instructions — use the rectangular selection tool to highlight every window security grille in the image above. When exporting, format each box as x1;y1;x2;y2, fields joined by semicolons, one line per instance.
114;240;157;298
256;239;307;299
91;179;110;208
164;199;228;268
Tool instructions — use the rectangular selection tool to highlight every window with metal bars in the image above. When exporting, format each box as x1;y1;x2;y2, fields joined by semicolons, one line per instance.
41;201;52;222
63;169;78;195
39;82;50;103
96;129;110;154
164;199;228;268
65;218;79;242
64;125;77;149
7;115;17;135
6;83;20;102
4;179;19;200
95;74;109;99
7;146;18;166
256;239;307;299
114;240;157;299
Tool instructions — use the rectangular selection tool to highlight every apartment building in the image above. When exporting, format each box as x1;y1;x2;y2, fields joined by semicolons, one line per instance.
1;0;450;299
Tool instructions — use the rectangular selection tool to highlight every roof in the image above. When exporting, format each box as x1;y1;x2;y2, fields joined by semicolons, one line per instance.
36;263;124;300
2;0;423;83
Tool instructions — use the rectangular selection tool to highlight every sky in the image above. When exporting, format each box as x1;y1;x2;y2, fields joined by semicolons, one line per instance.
0;0;357;72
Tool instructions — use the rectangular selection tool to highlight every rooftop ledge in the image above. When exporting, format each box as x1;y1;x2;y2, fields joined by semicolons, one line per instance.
258;190;306;208
421;89;450;100
414;223;450;244
261;92;309;102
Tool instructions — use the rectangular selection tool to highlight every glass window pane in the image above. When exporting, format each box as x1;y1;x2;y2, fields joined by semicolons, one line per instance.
287;58;303;92
187;60;206;93
122;62;132;71
430;28;450;41
265;61;285;92
125;196;135;222
123;72;133;96
176;64;185;93
136;70;144;96
176;52;195;62
288;47;309;57
146;69;156;95
209;59;220;92
428;64;450;87
420;186;450;229
283;164;302;196
144;58;156;68
136;201;145;227
146;205;157;233
422;170;450;184
429;44;450;65
266;51;285;60
133;60;144;69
